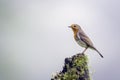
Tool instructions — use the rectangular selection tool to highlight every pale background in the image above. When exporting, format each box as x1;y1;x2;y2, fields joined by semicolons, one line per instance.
0;0;120;80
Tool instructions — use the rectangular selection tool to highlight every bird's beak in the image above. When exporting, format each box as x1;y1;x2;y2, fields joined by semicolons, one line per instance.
68;26;71;28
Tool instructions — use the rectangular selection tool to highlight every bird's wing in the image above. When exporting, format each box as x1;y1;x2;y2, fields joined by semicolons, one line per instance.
78;31;94;47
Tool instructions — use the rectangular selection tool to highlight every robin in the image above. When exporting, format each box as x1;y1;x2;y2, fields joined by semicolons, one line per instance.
69;24;103;58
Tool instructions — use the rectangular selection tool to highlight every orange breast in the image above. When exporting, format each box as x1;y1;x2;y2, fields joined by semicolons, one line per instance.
72;28;79;40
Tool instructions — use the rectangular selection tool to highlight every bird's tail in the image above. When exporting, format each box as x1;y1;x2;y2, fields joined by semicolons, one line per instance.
93;47;104;58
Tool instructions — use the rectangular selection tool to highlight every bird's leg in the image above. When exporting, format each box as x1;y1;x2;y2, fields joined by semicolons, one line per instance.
82;47;88;54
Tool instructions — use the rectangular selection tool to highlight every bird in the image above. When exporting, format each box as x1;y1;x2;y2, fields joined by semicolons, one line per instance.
68;24;103;58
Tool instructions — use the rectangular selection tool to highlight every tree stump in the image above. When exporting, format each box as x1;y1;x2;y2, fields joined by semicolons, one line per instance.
51;54;90;80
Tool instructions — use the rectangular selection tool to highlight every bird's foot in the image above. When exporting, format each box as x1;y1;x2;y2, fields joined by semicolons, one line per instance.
77;53;84;56
81;52;85;55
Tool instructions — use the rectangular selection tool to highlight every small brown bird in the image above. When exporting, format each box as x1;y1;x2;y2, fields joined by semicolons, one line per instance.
69;24;103;58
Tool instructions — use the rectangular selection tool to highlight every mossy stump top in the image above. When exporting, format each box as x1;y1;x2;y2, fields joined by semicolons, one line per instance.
51;53;90;80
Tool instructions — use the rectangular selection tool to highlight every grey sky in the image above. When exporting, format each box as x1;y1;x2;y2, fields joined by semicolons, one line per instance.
0;0;120;80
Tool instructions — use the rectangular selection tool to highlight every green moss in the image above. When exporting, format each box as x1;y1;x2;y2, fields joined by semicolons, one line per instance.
73;54;88;66
51;54;90;80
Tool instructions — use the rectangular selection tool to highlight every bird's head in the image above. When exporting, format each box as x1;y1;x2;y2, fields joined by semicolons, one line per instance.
68;24;81;33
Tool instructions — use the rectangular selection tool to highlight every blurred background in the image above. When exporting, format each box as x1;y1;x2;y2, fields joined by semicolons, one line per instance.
0;0;120;80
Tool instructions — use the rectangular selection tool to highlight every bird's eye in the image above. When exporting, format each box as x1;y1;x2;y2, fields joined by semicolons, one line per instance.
74;25;76;27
